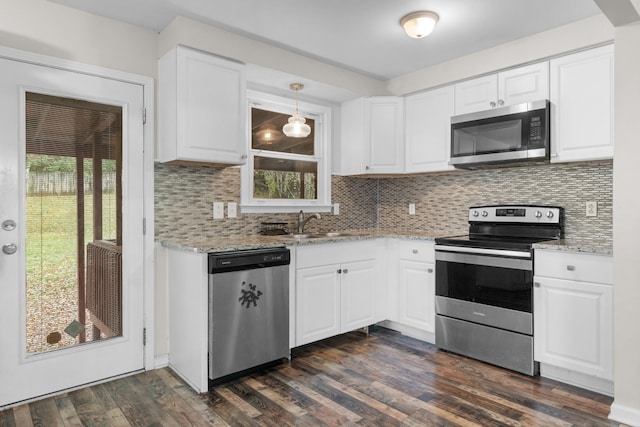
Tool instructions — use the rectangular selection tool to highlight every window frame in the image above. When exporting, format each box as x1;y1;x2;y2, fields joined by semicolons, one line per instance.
241;90;332;213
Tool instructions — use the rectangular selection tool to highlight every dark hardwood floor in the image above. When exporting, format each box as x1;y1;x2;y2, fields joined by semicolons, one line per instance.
0;326;625;426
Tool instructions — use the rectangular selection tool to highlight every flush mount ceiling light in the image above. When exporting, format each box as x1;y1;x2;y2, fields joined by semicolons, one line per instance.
400;11;439;39
283;83;311;138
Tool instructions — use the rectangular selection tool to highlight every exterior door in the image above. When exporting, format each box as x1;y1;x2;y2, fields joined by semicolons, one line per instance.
0;56;145;406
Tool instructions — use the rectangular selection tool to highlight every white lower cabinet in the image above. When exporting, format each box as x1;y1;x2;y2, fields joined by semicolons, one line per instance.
534;250;613;393
397;241;435;335
295;241;383;346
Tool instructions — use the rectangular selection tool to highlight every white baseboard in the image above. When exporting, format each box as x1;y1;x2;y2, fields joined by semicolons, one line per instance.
154;354;169;369
377;320;435;344
540;363;613;396
609;402;640;427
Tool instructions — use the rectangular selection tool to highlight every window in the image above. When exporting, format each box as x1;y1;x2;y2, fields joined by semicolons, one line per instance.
241;90;331;213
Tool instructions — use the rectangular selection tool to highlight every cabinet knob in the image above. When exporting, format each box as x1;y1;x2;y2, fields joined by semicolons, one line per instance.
534;282;540;287
427;268;433;273
241;154;247;160
412;249;418;254
489;101;496;108
365;165;370;171
343;269;348;274
337;269;342;274
566;265;575;271
498;99;505;106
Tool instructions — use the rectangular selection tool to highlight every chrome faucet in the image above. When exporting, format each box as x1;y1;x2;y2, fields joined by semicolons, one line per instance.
297;210;321;234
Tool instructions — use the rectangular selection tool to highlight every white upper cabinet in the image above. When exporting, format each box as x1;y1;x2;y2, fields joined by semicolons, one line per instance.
405;86;455;173
337;96;404;175
549;44;614;163
158;46;247;165
364;97;405;173
454;62;549;115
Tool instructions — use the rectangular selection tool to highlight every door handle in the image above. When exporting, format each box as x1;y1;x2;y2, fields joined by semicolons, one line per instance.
2;243;17;255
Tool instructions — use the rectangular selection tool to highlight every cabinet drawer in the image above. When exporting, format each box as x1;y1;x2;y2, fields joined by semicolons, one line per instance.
296;240;378;269
534;250;613;285
397;240;434;263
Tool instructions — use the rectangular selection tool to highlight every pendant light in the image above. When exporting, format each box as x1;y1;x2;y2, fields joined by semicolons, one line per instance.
283;83;311;138
400;11;439;39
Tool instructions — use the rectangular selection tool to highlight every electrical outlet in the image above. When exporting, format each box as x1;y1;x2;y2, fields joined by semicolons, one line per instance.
213;202;224;219
227;202;237;218
586;201;597;217
409;203;416;215
332;203;340;215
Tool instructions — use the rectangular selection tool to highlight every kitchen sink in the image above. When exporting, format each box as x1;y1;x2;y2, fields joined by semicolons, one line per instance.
283;232;354;239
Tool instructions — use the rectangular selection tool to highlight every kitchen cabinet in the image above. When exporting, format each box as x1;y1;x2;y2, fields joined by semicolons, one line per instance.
338;96;404;174
404;86;455;173
534;250;613;392
163;247;209;393
295;241;384;346
454;62;549;115
397;241;436;339
158;45;247;165
549;44;614;163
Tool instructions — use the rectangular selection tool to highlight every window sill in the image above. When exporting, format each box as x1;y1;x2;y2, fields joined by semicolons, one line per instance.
240;204;334;214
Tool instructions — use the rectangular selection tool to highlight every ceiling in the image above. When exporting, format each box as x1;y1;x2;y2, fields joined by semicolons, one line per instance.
49;0;603;81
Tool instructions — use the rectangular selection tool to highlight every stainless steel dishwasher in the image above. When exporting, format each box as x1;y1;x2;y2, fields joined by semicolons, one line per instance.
208;247;290;384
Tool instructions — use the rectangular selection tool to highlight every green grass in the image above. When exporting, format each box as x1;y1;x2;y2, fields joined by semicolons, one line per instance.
25;192;117;353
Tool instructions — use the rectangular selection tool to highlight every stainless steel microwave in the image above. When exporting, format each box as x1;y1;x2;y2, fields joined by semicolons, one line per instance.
450;100;550;169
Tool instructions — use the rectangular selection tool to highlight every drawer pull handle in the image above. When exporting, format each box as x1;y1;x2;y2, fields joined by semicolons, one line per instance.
566;265;575;271
412;249;418;254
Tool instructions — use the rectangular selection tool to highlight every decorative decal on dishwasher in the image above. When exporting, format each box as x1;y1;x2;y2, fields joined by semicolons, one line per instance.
239;281;262;308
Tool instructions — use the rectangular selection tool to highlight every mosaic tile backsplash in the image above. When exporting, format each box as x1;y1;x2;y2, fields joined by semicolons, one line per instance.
155;161;612;242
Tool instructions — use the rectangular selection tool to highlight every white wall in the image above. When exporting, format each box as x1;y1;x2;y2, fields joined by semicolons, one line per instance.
0;0;157;78
158;16;387;97
388;14;614;95
611;20;640;427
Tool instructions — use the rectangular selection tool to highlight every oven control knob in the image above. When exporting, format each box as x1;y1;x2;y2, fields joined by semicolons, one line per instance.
472;210;479;217
546;211;554;218
535;211;543;218
482;210;488;217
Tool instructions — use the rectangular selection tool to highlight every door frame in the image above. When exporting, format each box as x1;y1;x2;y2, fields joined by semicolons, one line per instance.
0;45;156;373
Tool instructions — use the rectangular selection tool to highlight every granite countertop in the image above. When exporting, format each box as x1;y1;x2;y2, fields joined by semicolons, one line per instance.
160;229;612;255
159;228;464;254
533;238;613;255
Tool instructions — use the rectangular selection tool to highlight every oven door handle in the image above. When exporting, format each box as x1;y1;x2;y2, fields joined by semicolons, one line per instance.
435;248;532;271
435;245;531;259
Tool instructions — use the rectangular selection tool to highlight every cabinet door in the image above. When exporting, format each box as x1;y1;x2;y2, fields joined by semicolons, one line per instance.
397;259;435;333
159;46;247;164
550;44;614;163
341;259;377;332
498;62;549;106
534;276;613;380
296;265;341;346
364;97;404;173
405;86;455;173
454;75;498;115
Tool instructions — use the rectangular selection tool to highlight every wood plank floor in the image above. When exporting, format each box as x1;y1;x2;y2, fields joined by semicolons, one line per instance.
0;326;625;426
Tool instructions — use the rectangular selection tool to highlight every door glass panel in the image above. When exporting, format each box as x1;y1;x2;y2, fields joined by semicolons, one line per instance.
25;92;122;354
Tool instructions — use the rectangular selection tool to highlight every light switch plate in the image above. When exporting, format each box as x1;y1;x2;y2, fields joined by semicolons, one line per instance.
586;201;597;217
213;202;224;219
227;202;237;218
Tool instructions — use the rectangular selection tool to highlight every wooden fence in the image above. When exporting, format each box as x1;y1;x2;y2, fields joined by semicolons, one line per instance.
27;172;117;195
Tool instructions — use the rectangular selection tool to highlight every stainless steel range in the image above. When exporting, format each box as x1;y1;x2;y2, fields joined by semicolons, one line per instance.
434;205;564;375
